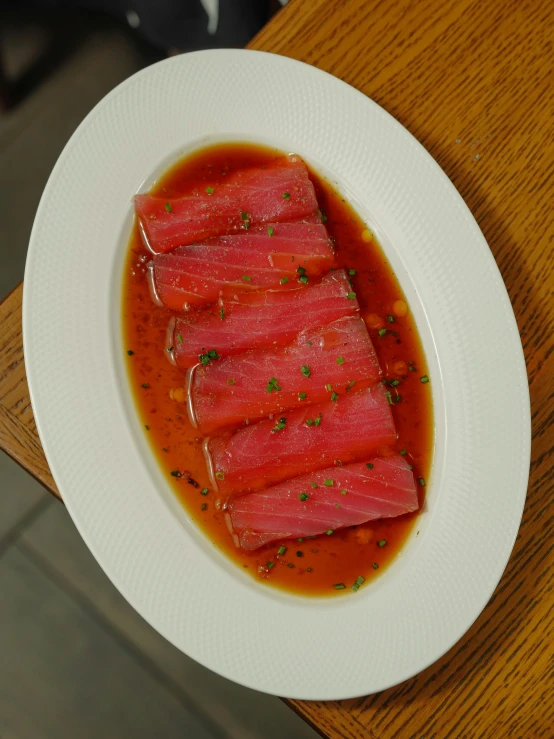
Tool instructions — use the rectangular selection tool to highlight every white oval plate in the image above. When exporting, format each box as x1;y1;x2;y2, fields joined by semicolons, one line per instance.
23;50;530;700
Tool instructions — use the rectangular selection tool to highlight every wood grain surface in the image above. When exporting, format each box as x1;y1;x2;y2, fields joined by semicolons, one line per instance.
1;0;553;736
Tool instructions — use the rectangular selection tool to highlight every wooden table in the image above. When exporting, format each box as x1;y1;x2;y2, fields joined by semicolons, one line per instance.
2;0;553;736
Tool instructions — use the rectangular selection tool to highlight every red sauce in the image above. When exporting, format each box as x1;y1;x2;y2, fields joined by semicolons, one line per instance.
122;143;433;597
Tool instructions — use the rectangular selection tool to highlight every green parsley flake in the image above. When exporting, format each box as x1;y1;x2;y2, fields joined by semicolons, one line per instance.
324;479;334;487
127;350;134;356
311;482;318;488
341;489;347;495
280;277;289;285
331;391;339;402
385;390;394;405
421;375;430;384
201;503;207;511
164;202;172;213
242;275;251;282
351;575;365;592
297;266;307;275
241;211;249;221
326;529;334;536
400;449;407;455
141;383;149;389
227;378;235;386
206;187;214;194
348;269;356;276
347;292;356;300
378;328;387;337
277;545;287;556
267;226;275;237
300;365;311;377
176;333;183;343
219;308;225;320
266;561;275;568
299;275;309;284
377;539;387;547
298;391;307;400
366;463;374;469
272;417;287;433
298;492;309;501
287;563;294;568
266;377;281;393
336;356;345;365
387;314;395;323
419;477;426;487
325;384;332;391
200;488;209;496
282;192;291;200
333;583;345;590
372;562;379;570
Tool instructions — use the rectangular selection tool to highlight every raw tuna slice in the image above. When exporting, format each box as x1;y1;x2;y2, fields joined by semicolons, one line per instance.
172;270;357;367
225;456;418;550
204;385;396;495
135;156;318;253
188;316;380;434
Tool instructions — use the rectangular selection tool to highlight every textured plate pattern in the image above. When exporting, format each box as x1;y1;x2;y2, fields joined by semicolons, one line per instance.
23;50;530;700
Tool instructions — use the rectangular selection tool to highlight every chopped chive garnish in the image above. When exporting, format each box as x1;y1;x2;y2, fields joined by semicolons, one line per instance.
307;341;313;346
300;365;311;377
419;477;426;487
347;292;356;300
201;503;207;511
381;378;388;385
311;482;318;488
207;350;218;359
378;328;387;337
421;375;429;383
127;350;134;356
282;192;291;200
331;391;339;402
326;529;334;536
366;463;374;469
242;275;251;282
377;539;387;547
348;269;356;276
352;575;365;592
372;562;379;570
277;545;287;556
297;266;307;275
313;416;322;426
298;492;309;501
206;186;214;194
287;562;294;568
326;383;332;391
299;275;309;284
200;488;209;495
170;470;181;477
280;277;289;284
199;350;220;365
385;391;393;404
324;479;334;487
219;308;225;320
387;314;395;323
389;379;400;387
296;551;303;557
408;464;413;470
335;503;341;510
272;417;287;433
240;211;249;221
298;392;307;400
333;583;345;590
341;489;347;495
164;202;172;212
144;425;150;430
389;330;398;337
346;380;356;391
336;356;345;365
266;376;282;393
141;383;149;388
215;471;225;480
266;561;275;568
307;567;312;572
227;378;235;385
267;226;275;237
306;419;314;427
394;394;402;404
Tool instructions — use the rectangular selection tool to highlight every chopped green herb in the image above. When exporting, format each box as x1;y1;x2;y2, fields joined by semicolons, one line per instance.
141;383;149;389
408;464;413;470
394;394;402;404
272;417;287;433
200;488;209;496
381;378;388;385
387;314;395;323
205;186;214;194
287;562;294;568
227;378;235;386
280;277;289;285
300;365;311;377
198;350;220;365
277;545;287;556
266;561;275;568
348;269;356;276
331;391;339;402
389;330;398;337
336;356;345;365
311;482;318;488
299;275;309;284
313;415;322;427
144;425;150;430
242;275;251;282
307;567;312;572
162;447;168;453
385;390;393;405
419;477;426;487
377;539;387;547
170;470;181;478
366;463;374;469
318;209;328;223
240;211;249;221
421;375;430;384
267;226;275;237
282;192;291;200
266;377;281;393
335;503;341;510
215;471;225;480
325;384;332;392
298;392;307;400
299;492;309;501
296;551;303;557
307;341;313;346
378;328;387;337
346;380;356;391
164;202;172;212
399;449;407;456
305;418;314;427
341;489;347;495
352;575;365;592
347;292;356;300
297;266;307;275
326;529;334;536
389;379;400;387
127;350;134;356
372;562;379;570
333;583;345;590
297;538;304;542
324;479;334;487
201;503;207;511
219;308;225;320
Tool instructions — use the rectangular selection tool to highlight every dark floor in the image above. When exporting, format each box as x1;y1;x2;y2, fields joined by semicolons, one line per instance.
0;12;318;739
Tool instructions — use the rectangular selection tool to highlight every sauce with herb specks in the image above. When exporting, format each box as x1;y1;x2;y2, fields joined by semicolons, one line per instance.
122;143;433;597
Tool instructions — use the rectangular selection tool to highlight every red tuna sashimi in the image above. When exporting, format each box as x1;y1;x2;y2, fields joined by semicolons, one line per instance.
204;385;396;495
225;456;418;550
135;156;318;253
172;271;357;367
189;316;380;434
